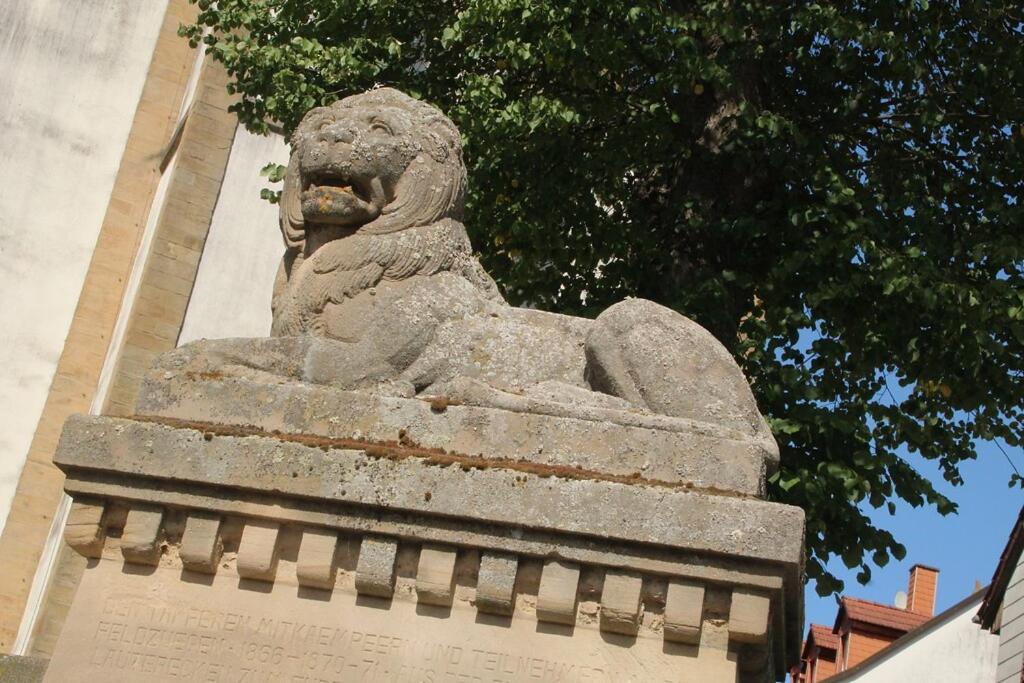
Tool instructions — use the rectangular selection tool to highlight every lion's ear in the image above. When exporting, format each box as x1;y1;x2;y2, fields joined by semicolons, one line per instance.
279;153;305;249
421;116;463;164
422;130;449;163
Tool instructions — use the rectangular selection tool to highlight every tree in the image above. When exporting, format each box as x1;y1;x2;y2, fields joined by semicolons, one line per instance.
181;1;1024;595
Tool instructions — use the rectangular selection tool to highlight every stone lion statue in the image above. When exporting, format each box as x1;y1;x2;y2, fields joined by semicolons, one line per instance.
184;88;767;438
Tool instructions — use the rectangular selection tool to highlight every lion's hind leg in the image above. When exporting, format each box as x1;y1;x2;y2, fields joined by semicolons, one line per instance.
585;298;763;435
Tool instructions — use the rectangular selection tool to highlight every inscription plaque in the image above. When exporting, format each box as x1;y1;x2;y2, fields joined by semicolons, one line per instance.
46;560;737;682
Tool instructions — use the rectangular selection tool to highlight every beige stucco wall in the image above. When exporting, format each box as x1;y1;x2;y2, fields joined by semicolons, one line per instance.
0;0;168;534
178;128;289;344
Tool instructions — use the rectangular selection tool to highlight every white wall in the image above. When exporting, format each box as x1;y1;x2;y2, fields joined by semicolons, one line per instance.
178;127;289;344
0;0;168;534
838;595;998;683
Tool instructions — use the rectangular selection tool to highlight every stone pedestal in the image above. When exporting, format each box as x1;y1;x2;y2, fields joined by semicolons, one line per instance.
44;366;803;682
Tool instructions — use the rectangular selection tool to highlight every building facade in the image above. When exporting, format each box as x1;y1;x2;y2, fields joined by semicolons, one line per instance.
0;0;286;654
793;566;998;682
830;589;996;683
977;505;1024;682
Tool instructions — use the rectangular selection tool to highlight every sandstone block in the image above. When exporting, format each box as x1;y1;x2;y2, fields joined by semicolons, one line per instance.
476;552;518;616
730;588;770;644
664;580;706;644
54;415;805;567
120;505;164;565
179;513;222;573
599;571;643;635
65;499;106;559
356;536;399;598
236;521;280;581
536;560;580;625
0;654;48;682
138;359;773;496
415;546;458;606
296;528;338;590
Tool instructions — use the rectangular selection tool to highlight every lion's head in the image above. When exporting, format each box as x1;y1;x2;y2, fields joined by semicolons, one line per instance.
270;88;500;338
279;87;466;250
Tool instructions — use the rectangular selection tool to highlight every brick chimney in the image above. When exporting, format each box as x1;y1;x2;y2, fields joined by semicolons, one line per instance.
906;564;939;616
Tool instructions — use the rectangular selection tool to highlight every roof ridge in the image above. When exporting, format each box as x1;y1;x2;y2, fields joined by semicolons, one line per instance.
842;595;905;610
838;596;931;633
803;623;841;654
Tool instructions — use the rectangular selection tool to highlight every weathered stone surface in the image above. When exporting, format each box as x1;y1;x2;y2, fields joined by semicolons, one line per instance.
172;86;777;438
296;527;338;589
0;654;48;682
355;536;398;598
697;620;739;679
536;560;580;625
64;499;105;559
415;545;458;606
55;415;805;566
475;552;518;615
236;521;280;581
587;298;765;436
120;505;163;565
664;580;706;644
599;571;643;635
45;561;737;682
138;365;774;495
179;513;222;574
64;470;788;590
55;412;805;673
730;588;771;644
44;88;808;680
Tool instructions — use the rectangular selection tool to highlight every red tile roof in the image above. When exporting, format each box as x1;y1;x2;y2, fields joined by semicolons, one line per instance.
809;623;840;651
840;596;931;632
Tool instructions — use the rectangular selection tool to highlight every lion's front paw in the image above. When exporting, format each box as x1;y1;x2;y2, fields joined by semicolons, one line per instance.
370;379;417;399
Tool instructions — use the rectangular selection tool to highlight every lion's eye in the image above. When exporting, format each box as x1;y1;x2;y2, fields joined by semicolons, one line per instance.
370;120;393;135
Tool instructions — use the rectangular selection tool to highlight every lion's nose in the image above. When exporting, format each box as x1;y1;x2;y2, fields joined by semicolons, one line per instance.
319;124;356;146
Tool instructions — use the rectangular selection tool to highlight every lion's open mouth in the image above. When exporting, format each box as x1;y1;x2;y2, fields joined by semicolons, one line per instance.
299;170;384;227
303;173;371;202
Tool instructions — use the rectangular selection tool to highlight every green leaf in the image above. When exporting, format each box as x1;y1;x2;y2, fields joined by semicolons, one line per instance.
779;476;801;492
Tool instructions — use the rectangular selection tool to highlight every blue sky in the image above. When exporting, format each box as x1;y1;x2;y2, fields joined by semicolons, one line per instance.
803;439;1024;630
